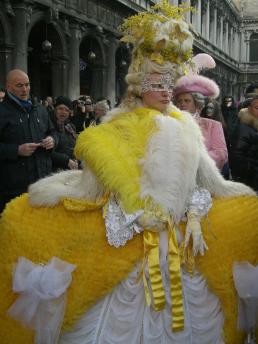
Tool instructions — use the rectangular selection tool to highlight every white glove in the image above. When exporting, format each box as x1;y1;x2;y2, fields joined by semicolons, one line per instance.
185;212;208;256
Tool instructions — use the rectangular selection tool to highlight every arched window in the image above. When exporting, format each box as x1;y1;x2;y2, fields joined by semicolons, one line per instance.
250;33;258;62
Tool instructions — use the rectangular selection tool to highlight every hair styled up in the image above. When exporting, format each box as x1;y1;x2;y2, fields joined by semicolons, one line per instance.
114;1;194;112
121;59;181;111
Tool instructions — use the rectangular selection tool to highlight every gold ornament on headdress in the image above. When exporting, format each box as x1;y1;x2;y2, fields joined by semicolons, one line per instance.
120;0;193;72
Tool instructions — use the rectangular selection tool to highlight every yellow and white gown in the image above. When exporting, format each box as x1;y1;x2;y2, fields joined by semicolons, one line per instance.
0;105;257;344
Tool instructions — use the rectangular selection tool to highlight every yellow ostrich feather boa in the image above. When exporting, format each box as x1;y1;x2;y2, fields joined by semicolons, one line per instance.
74;107;182;213
0;195;258;343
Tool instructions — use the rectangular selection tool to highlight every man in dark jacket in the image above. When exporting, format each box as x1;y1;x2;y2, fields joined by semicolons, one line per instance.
221;96;240;149
0;69;56;212
230;96;258;191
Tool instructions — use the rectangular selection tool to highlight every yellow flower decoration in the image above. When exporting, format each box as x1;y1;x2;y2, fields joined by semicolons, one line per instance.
119;0;194;69
173;24;190;44
150;52;164;65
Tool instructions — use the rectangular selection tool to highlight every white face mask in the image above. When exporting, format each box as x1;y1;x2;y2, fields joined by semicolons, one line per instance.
141;73;174;93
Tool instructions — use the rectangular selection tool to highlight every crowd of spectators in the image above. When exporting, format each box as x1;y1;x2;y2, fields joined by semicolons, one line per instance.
1;68;258;213
0;69;112;213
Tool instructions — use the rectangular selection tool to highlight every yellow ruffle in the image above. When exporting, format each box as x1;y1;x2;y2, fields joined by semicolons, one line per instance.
0;194;258;343
0;194;143;344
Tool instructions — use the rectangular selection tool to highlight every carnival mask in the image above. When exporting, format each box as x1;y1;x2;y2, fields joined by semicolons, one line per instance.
141;73;174;93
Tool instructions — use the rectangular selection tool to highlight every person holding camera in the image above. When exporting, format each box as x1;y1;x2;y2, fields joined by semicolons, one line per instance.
71;96;95;134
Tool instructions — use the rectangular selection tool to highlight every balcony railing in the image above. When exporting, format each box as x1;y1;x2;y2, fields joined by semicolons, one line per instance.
36;0;156;12
239;62;258;73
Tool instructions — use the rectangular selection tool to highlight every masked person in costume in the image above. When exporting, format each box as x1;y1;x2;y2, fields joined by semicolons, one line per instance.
1;2;258;344
174;53;228;171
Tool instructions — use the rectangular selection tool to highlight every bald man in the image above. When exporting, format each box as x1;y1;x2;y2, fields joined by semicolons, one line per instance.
0;69;57;212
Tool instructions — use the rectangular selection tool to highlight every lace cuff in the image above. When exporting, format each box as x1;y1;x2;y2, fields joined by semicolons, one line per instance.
104;197;143;248
187;187;212;217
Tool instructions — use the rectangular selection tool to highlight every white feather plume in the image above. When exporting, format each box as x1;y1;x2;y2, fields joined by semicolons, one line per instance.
192;53;216;72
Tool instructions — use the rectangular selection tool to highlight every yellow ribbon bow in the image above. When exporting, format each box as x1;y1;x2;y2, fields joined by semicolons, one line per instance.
142;217;184;332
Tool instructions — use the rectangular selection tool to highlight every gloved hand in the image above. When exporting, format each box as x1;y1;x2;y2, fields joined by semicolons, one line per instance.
185;212;208;256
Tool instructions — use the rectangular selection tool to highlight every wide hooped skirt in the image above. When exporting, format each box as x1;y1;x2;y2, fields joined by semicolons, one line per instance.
0;194;258;343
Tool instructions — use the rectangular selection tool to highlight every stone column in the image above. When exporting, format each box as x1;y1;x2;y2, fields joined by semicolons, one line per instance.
246;36;250;62
184;0;191;22
214;7;218;46
206;0;210;40
235;29;240;61
225;21;229;54
0;45;13;85
61;59;68;95
68;23;81;100
210;5;217;46
220;16;224;50
191;2;197;28
197;0;202;33
51;59;68;98
12;2;29;72
105;37;118;107
92;66;105;100
233;28;237;59
229;26;233;57
201;2;206;37
0;49;8;86
240;29;246;62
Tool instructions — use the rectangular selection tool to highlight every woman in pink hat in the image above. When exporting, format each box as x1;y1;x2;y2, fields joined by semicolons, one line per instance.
174;54;228;171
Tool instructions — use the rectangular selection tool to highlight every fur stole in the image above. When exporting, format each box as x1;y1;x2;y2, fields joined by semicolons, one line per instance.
29;104;253;210
140;112;203;222
239;108;258;131
74;107;189;216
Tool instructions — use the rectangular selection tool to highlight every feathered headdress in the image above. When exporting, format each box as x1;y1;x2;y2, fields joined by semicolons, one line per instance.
174;53;220;98
119;0;193;74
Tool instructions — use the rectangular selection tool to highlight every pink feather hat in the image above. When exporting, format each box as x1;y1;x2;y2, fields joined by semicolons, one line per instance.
173;54;220;98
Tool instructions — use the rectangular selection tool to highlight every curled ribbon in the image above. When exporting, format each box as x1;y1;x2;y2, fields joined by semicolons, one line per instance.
167;219;184;332
143;219;184;332
8;257;76;344
143;231;165;311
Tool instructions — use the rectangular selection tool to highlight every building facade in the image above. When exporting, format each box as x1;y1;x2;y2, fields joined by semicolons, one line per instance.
176;0;258;100
0;0;257;103
0;0;154;104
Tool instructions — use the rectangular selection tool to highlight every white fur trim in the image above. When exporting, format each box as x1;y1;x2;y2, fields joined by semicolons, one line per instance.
140;110;256;223
29;106;255;209
197;147;256;197
29;169;104;207
140;113;203;223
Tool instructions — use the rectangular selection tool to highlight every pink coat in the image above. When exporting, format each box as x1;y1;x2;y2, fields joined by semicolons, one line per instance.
196;117;228;170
